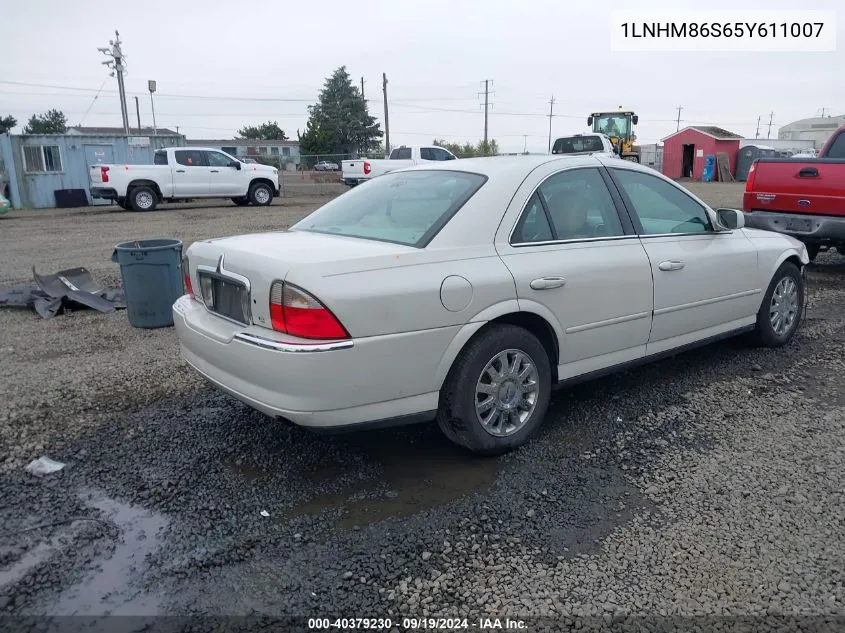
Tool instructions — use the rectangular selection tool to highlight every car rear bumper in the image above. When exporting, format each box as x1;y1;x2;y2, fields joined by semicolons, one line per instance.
743;210;845;242
90;187;118;200
172;294;442;429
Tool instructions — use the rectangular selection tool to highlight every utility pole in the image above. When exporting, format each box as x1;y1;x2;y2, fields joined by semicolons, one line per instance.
523;135;528;154
755;115;761;139
382;73;390;156
481;79;491;147
767;111;774;139
675;106;683;132
98;30;130;135
361;77;365;102
547;95;555;153
820;107;827;118
134;96;141;132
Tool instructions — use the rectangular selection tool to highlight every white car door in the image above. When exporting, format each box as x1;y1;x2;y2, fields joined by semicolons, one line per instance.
204;150;243;195
172;149;211;197
495;165;655;380
605;165;761;354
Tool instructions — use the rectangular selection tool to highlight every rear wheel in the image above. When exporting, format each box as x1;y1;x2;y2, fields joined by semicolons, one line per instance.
231;197;250;206
248;182;273;206
751;261;804;348
436;324;551;455
128;186;157;212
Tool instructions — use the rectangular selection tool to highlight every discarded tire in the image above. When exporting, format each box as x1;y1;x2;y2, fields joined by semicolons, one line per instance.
111;238;183;328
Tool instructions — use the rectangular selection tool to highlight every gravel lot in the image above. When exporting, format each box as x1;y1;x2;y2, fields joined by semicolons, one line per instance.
1;181;844;630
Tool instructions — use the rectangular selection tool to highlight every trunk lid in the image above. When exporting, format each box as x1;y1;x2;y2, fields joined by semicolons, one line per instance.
185;230;416;331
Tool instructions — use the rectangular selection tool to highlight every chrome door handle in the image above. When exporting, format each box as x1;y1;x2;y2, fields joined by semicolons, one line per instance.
530;276;566;290
658;260;685;271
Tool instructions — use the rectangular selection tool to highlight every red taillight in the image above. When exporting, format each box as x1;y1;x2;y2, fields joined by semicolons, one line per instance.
182;257;193;296
363;161;371;175
101;166;110;183
745;162;756;192
269;281;349;340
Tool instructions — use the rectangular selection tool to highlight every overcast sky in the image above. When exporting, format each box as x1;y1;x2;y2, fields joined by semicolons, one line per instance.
2;0;842;154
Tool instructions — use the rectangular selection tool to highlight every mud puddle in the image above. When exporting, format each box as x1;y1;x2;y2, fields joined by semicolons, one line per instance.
47;489;168;616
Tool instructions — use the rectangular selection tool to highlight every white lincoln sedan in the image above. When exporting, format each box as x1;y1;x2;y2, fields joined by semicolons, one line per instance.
174;155;809;455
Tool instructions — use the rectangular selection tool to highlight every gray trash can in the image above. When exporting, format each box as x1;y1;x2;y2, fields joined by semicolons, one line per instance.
111;238;184;328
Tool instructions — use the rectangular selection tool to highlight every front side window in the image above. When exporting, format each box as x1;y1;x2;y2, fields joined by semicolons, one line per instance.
205;151;234;167
611;168;712;235
292;170;487;247
175;150;205;167
537;168;624;240
420;148;435;160
432;148;455;161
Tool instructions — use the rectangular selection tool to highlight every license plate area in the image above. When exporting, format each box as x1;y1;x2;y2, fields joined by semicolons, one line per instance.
785;217;813;232
197;272;251;325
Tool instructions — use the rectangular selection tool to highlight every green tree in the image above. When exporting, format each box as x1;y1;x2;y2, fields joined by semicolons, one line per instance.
300;66;382;158
432;138;499;158
23;109;67;134
237;121;288;140
0;115;17;134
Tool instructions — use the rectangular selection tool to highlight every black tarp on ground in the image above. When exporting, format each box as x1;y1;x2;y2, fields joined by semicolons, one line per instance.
0;267;125;318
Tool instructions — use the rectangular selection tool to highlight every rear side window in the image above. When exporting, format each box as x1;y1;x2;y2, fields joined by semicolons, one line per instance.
825;132;845;159
390;147;412;160
511;193;553;243
174;150;205;166
538;168;624;240
153;151;168;165
292;170;487;247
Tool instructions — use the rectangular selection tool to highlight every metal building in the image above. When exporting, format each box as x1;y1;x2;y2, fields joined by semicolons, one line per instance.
778;115;845;146
0;130;184;209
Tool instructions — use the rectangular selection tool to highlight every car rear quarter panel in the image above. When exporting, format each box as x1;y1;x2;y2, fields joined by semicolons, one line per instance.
284;244;517;339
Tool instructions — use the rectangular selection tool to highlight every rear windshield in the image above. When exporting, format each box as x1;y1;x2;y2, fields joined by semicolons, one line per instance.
291;170;487;247
553;136;606;154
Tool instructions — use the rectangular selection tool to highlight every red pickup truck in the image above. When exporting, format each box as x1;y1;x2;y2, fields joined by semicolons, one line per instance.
743;125;845;260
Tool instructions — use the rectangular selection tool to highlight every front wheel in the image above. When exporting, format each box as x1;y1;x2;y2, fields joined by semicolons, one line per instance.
751;261;804;348
436;324;552;455
248;182;273;206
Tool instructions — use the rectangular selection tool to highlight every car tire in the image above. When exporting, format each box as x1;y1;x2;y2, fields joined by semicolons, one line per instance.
248;182;273;206
231;197;250;206
436;324;552;456
751;261;804;348
116;198;131;211
806;243;820;261
129;186;157;212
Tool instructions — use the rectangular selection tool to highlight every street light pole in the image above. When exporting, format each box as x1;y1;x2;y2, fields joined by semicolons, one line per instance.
148;80;158;137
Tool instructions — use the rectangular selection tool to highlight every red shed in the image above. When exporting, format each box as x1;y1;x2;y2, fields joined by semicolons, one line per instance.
661;126;742;180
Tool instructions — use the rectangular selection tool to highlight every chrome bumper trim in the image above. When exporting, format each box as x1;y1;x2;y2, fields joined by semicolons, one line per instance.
233;332;354;353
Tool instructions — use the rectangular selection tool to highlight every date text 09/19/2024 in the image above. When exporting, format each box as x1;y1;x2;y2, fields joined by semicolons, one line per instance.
307;617;527;630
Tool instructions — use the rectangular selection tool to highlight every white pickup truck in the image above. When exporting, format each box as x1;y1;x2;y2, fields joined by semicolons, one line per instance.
89;147;280;211
341;145;457;187
552;134;619;157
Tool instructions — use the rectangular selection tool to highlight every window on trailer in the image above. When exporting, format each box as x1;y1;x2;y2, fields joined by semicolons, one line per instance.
23;145;63;173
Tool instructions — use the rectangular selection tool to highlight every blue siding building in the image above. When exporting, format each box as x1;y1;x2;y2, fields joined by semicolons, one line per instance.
0;128;184;209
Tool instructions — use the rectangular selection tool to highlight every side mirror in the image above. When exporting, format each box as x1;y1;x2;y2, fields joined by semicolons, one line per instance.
632;115;639;125
232;162;242;170
587;116;593;126
716;208;745;230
